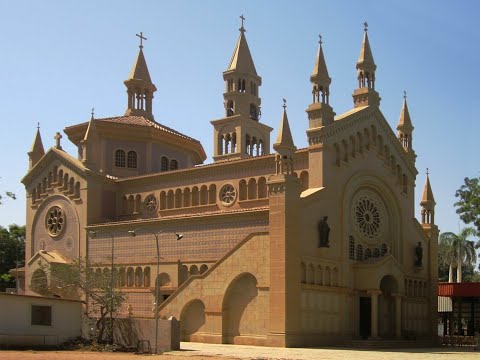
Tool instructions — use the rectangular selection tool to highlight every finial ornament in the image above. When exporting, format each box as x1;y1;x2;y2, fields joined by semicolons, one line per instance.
136;32;147;49
54;132;62;149
37;122;40;130
426;168;429;176
91;107;95;120
404;90;407;100
319;34;323;46
239;15;246;33
282;98;287;109
364;21;368;32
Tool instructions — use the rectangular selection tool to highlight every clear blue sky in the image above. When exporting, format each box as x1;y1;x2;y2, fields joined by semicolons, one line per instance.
0;1;479;241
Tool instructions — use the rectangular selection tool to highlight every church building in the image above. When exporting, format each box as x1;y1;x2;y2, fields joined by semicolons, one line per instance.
20;20;439;347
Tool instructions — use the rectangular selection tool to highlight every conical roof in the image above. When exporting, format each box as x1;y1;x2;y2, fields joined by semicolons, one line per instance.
397;97;414;131
227;30;257;75
30;127;45;155
312;43;330;81
128;48;152;83
421;173;435;205
357;31;376;70
273;106;296;152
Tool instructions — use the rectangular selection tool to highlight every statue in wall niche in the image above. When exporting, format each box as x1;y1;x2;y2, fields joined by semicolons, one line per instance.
127;304;133;317
415;242;423;267
318;216;330;248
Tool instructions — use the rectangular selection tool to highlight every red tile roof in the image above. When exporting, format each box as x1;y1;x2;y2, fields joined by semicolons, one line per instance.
96;115;200;143
438;282;480;297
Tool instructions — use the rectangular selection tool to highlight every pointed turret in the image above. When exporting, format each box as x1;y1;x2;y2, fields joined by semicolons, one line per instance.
80;109;99;169
397;92;415;161
420;170;436;225
28;124;45;169
306;35;335;133
274;100;296;175
352;23;381;108
124;32;157;120
211;16;272;162
222;16;261;120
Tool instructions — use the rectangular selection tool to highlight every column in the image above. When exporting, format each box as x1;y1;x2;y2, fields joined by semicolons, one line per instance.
393;293;402;338
368;290;381;339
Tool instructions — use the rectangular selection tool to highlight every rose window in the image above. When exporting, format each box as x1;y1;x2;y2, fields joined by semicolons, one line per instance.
46;206;65;237
144;194;158;213
353;193;386;241
219;184;237;206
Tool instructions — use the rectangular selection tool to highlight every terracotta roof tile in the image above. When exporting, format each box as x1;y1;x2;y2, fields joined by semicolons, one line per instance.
96;115;199;143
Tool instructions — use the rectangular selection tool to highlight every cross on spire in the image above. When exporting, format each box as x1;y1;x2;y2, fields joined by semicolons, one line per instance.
426;168;429;176
364;21;368;32
239;15;246;33
37;122;40;130
282;98;287;109
54;132;62;150
319;34;323;46
136;32;147;49
403;90;407;100
91;107;95;120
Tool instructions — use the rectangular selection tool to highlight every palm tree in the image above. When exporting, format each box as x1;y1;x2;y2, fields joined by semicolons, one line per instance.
439;228;477;283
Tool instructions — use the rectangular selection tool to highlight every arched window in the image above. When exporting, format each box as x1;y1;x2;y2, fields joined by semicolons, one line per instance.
161;156;169;171
373;248;380;258
115;150;126;167
380;244;388;256
250;104;258;120
349;236;355;260
365;248;372;260
356;245;363;261
127;151;137;168
170;159;178;170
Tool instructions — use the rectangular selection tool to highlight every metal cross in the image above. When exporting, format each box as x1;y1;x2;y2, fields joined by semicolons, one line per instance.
91;107;95;120
319;34;323;46
282;98;287;109
239;15;246;32
37;122;40;130
364;21;368;32
426;168;429;176
136;32;147;49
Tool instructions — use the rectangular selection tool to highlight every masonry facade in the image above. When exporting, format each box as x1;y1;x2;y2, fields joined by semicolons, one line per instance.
21;22;439;347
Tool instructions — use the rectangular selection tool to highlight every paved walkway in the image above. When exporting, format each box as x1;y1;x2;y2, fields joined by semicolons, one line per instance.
175;341;479;360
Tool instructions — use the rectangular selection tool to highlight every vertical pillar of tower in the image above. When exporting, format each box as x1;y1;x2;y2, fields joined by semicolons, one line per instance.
393;293;402;338
267;173;301;347
425;224;439;338
368;290;381;339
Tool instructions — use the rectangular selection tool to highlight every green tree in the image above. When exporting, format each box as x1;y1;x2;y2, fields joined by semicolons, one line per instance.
455;177;480;235
43;258;125;343
438;228;477;283
0;224;25;291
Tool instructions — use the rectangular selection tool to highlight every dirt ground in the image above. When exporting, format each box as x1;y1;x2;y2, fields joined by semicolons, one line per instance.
0;350;229;360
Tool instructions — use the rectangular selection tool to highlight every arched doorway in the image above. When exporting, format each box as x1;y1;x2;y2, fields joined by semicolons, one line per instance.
379;275;399;338
180;299;206;341
222;273;263;344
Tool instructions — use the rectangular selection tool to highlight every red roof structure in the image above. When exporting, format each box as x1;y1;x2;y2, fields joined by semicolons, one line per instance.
438;282;480;297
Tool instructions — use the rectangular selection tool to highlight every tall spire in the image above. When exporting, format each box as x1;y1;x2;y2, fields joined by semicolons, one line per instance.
28;123;45;169
212;17;272;162
124;32;157;120
352;22;380;108
274;99;296;175
306;35;335;134
397;91;415;157
420;169;436;225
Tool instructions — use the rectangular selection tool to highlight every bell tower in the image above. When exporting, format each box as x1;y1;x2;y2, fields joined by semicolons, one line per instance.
352;23;381;108
124;32;157;120
211;16;272;162
396;92;416;162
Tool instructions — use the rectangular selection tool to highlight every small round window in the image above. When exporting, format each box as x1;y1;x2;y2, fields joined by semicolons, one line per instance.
46;206;66;237
219;184;237;206
144;194;158;213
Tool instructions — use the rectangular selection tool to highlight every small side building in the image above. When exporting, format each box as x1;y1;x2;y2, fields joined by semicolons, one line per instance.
0;293;82;346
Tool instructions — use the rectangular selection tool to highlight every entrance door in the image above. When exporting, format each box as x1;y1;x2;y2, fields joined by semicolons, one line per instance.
359;297;371;339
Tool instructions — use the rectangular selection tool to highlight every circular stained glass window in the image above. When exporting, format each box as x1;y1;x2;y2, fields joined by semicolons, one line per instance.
352;191;387;242
219;184;237;206
144;194;158;213
46;206;65;237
